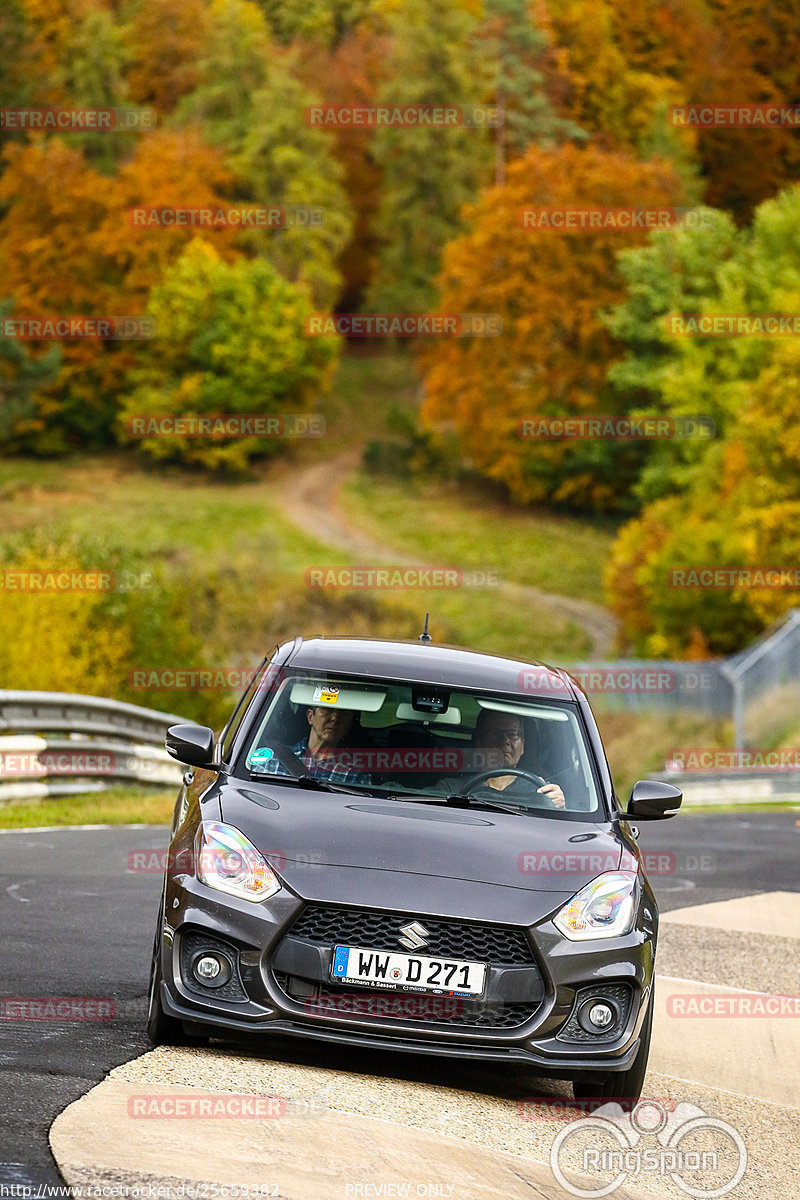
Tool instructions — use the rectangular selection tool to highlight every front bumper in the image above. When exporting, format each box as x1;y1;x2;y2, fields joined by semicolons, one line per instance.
159;873;656;1076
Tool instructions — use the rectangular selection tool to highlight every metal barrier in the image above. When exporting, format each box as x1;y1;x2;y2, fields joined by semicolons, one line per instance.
573;607;800;746
0;691;186;804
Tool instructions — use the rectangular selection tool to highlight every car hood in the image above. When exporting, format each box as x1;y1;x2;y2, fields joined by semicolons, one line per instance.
217;781;624;901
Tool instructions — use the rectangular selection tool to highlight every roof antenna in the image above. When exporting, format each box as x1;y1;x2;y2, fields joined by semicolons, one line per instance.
419;612;432;643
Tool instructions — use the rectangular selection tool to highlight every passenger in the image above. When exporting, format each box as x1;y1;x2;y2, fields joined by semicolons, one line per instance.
471;710;565;809
263;705;368;785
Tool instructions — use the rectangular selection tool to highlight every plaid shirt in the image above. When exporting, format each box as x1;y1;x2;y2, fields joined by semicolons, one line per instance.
261;738;368;786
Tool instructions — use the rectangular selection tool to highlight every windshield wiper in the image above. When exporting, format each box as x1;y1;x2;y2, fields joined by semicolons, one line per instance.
443;796;532;816
382;791;528;815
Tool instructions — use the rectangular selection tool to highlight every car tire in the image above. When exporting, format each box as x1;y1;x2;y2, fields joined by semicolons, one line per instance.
571;986;653;1103
146;902;207;1047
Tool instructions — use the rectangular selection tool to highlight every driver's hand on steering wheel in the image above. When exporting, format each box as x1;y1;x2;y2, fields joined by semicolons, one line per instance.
538;782;566;810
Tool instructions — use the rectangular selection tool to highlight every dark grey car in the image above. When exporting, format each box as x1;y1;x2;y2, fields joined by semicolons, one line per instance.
148;636;681;1100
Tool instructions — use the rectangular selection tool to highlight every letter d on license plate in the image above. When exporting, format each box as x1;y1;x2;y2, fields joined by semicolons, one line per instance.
331;945;486;995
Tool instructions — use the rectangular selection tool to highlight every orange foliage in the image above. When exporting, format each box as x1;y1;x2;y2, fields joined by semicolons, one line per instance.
419;142;685;508
295;25;391;307
0;131;236;428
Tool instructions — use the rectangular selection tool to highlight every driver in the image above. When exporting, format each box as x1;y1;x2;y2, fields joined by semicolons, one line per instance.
471;710;565;809
263;705;368;785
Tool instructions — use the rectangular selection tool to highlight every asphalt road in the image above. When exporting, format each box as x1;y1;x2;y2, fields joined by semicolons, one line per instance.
1;812;798;1189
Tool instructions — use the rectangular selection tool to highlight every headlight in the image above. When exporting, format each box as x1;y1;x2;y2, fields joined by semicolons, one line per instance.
553;871;638;940
195;821;280;903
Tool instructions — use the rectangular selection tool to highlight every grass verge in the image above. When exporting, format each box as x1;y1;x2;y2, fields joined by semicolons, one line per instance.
0;786;176;829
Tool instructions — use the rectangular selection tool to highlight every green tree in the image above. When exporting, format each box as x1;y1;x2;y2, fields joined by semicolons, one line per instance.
480;0;583;186
0;0;32;161
173;0;353;308
116;239;340;471
366;0;491;313
257;0;377;47
605;184;800;652
0;298;62;454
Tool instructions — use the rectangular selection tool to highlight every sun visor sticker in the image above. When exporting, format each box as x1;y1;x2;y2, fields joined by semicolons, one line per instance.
289;681;387;711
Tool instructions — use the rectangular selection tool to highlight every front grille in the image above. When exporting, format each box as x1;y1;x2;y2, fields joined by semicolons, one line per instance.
273;972;535;1029
286;904;535;966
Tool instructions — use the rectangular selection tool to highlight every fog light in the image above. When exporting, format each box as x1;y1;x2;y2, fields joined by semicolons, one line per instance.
195;955;221;980
190;950;232;988
588;1002;614;1028
577;996;620;1034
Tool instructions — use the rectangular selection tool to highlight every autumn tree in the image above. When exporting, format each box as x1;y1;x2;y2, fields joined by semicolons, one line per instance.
124;0;212;116
293;23;390;308
172;0;353;308
257;0;377;48
419;142;685;509
366;0;492;313
0;131;235;449
604;183;800;653
117;239;340;471
544;0;799;223
479;0;583;186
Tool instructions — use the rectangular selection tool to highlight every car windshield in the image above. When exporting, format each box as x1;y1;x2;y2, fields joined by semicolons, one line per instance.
238;671;602;816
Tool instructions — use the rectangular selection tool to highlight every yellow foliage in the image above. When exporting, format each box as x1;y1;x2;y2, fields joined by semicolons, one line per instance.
0;545;132;695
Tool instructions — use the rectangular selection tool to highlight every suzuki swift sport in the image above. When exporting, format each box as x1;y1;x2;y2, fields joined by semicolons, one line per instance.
148;635;681;1100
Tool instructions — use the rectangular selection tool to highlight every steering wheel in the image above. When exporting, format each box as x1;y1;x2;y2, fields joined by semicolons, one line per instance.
457;767;547;795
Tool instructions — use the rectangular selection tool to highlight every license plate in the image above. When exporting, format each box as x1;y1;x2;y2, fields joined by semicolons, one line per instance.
331;944;486;996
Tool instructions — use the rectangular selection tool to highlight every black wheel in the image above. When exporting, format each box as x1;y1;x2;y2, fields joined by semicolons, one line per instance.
146;902;206;1046
571;987;653;1103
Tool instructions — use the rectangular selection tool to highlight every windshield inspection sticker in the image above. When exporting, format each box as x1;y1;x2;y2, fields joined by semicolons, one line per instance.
249;747;274;766
313;684;340;705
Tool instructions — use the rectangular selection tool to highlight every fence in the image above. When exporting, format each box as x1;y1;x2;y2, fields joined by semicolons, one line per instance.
0;690;186;804
573;607;800;749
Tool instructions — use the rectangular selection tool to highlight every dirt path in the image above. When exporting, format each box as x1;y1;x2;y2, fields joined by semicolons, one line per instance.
275;453;619;658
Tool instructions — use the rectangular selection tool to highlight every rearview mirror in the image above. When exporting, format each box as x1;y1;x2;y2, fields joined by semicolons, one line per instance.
625;779;682;820
166;723;217;768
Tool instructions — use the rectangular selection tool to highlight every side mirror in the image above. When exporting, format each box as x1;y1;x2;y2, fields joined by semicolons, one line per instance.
166;723;218;768
625;779;682;820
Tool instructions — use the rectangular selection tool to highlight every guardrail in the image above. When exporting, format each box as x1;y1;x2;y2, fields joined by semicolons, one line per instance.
0;690;186;804
654;769;800;806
